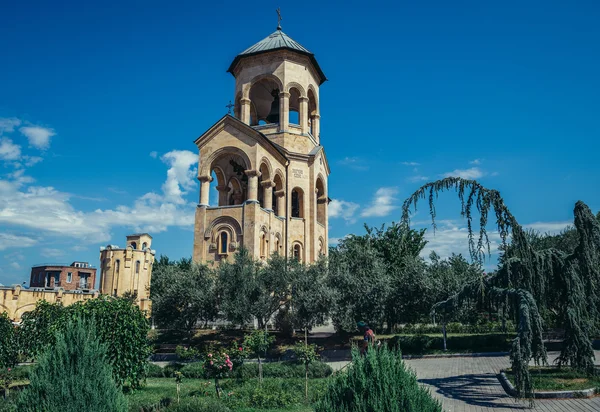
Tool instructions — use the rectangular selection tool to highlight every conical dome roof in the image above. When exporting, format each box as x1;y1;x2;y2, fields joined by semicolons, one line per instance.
227;28;327;84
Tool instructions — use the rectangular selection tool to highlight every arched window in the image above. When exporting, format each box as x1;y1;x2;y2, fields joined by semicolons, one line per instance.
274;236;280;255
115;260;120;273
249;78;281;126
219;232;228;254
131;242;137;250
318;238;325;256
260;232;267;258
142;242;148;251
289;87;301;125
291;188;304;218
135;261;140;274
316;178;326;225
293;243;302;262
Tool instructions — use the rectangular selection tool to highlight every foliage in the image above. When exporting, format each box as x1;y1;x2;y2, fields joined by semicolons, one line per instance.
218;250;296;328
388;333;513;354
402;177;600;397
293;342;319;365
152;262;218;337
203;351;234;380
243;329;274;359
290;257;332;332
17;318;127;412
0;313;16;369
16;296;151;389
504;366;600;391
175;345;202;362
0;368;13;399
396;321;516;335
315;346;442;412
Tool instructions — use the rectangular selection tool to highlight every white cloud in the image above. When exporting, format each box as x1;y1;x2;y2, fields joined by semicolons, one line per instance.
329;199;359;223
20;126;55;150
9;262;20;270
524;221;572;235
0;149;198;243
0;138;22;161
442;167;485;180
407;175;429;183
361;187;399;217
160;150;198;204
41;248;66;258
402;161;420;166
337;157;368;171
469;159;482;165
149;151;158;158
0;233;38;250
328;235;350;246
0;118;22;134
23;156;43;167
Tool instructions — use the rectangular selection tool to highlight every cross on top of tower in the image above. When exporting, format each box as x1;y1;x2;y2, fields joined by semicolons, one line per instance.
226;100;234;115
276;7;282;30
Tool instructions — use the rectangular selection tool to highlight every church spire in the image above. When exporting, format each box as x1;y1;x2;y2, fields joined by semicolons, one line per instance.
276;7;282;30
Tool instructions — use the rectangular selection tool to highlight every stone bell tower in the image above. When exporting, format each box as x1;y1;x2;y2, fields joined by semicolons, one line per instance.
192;19;330;265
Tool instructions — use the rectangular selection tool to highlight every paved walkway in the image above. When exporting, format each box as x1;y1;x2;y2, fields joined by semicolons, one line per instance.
328;351;600;411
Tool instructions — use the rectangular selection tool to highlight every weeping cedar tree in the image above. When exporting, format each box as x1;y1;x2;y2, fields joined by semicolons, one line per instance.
315;345;441;412
402;177;600;398
18;318;127;412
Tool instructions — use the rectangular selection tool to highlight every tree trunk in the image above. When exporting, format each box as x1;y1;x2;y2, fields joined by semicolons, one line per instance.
215;378;221;398
442;323;447;352
258;355;262;384
305;363;308;402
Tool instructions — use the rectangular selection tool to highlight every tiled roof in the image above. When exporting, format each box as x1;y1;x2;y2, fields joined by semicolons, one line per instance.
227;28;327;84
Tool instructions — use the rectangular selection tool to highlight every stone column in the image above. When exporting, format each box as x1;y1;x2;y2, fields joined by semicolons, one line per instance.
299;96;309;134
279;91;290;132
261;181;275;210
240;98;252;125
216;185;230;206
275;189;286;217
198;175;213;207
312;114;321;143
245;170;260;203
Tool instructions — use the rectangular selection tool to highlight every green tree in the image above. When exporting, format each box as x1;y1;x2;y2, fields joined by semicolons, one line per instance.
152;262;218;338
291;257;332;333
328;234;390;332
0;313;17;369
218;249;294;328
17;318;127;412
293;342;319;401
315;345;441;412
243;329;274;383
402;177;600;397
16;296;150;389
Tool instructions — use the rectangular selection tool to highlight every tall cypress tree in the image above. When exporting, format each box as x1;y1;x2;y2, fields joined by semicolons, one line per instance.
18;318;127;412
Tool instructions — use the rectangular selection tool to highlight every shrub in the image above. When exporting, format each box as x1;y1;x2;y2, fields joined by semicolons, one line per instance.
389;333;512;354
146;363;167;378
180;362;207;379
17;318;127;412
233;361;332;379
315;346;442;412
163;362;184;378
169;397;231;412
0;313;17;369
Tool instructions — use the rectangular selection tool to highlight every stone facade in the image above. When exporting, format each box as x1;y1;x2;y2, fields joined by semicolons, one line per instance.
98;233;155;313
193;28;330;265
29;261;96;291
0;285;98;322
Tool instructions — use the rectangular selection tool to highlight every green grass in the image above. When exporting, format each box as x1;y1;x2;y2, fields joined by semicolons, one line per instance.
127;377;327;411
504;367;600;391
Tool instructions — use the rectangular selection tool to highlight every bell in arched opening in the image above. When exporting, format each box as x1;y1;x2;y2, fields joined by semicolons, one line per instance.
266;89;280;124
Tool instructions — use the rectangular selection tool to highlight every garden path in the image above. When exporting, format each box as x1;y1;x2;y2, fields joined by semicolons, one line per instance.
328;351;600;411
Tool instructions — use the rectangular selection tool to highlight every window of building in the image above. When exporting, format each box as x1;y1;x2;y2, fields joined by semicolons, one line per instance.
131;242;137;250
219;232;228;255
67;272;72;283
115;259;120;272
135;261;140;274
274;237;280;255
291;188;304;218
260;232;267;258
293;243;302;262
142;242;148;250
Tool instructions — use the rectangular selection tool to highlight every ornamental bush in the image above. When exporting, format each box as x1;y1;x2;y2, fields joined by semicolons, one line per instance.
17;318;127;412
0;312;17;369
315;346;442;412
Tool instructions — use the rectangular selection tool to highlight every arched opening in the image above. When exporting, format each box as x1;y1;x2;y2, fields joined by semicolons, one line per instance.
289;87;301;126
274;235;281;255
115;260;120;273
131;242;137;250
273;174;284;217
316;177;326;225
258;162;272;210
260;231;268;259
249;78;281;126
307;89;317;135
293;243;303;262
135;261;140;275
142;242;148;251
219;231;229;255
205;151;250;207
318;237;325;256
291;187;304;218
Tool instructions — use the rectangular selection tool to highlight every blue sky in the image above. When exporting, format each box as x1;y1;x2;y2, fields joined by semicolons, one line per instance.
1;1;599;286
